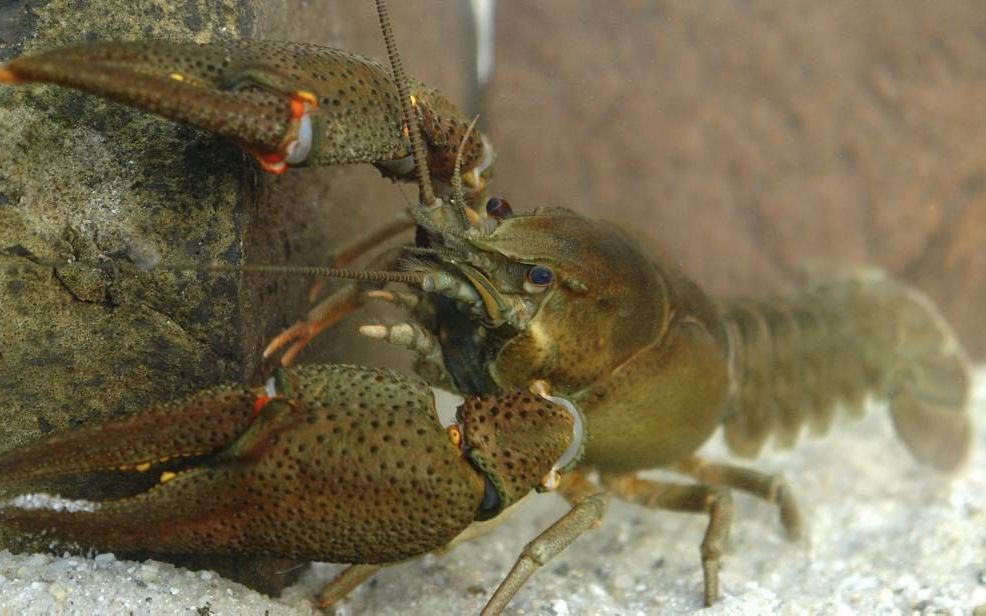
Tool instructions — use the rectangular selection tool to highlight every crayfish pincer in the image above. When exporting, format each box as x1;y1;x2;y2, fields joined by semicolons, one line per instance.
0;365;582;573
0;38;494;186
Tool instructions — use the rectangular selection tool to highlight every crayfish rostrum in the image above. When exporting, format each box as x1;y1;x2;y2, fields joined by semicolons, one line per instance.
0;0;975;613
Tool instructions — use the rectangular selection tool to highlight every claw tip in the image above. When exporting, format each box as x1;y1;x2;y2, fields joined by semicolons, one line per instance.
0;66;21;84
257;153;288;174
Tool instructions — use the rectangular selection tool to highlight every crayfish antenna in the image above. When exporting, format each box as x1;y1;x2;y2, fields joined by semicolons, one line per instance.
374;0;477;242
450;115;482;231
3;252;427;288
204;263;425;285
375;0;436;211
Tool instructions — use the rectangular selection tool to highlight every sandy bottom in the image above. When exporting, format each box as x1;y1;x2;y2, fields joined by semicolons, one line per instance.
1;371;984;615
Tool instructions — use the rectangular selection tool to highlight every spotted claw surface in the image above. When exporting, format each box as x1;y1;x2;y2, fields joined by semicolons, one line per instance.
0;40;494;184
0;364;576;564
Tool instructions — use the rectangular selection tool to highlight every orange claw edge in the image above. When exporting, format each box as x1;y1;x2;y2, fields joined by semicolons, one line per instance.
0;66;22;84
251;394;273;417
256;151;289;174
263;321;313;366
248;91;317;175
290;90;319;117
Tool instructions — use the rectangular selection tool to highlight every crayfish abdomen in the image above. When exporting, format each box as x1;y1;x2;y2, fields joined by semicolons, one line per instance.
719;269;971;471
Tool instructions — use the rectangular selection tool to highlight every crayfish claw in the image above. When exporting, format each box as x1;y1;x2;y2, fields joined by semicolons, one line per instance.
0;364;583;572
1;40;496;184
1;42;300;159
0;386;258;487
0;66;20;84
0;464;257;555
0;367;490;561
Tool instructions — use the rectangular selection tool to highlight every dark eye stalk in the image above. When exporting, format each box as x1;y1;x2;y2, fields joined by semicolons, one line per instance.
485;196;513;220
525;265;554;293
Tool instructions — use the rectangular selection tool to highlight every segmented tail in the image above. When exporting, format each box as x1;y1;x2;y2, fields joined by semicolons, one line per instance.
718;269;972;472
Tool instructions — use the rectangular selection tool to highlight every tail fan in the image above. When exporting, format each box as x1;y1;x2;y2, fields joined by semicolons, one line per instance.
719;270;972;472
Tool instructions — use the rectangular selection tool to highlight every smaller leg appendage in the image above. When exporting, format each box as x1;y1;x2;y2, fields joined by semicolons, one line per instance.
315;563;385;609
675;456;802;540
263;244;407;366
481;474;609;615
602;473;734;607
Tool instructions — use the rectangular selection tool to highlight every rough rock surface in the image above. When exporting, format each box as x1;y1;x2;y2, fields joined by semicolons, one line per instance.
0;0;307;592
0;0;252;521
0;0;470;593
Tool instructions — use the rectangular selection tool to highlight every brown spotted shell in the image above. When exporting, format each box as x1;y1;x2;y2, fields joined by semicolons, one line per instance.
456;391;574;518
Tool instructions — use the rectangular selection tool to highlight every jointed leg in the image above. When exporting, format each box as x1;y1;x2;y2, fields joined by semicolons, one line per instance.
601;473;734;607
263;283;363;366
482;472;609;615
264;244;408;366
315;564;384;608
314;474;608;613
674;456;802;539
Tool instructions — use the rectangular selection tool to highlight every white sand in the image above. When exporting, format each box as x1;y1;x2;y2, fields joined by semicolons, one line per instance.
1;370;984;615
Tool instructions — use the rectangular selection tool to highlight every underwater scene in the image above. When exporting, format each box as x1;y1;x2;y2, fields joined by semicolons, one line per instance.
0;1;983;614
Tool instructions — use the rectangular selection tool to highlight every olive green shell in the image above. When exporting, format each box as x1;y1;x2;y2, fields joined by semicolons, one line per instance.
3;40;486;177
0;365;485;563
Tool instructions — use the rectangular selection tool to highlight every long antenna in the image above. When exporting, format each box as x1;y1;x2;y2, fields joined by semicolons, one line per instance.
4;252;426;286
451;115;480;230
202;263;425;285
375;0;437;209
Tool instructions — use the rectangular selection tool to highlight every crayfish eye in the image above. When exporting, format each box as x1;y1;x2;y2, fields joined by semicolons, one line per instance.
485;196;513;220
524;265;554;293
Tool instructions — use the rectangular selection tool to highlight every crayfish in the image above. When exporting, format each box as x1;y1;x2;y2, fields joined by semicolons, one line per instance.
0;0;975;613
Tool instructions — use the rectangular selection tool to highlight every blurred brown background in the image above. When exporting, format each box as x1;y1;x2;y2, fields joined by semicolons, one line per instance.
485;0;986;358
